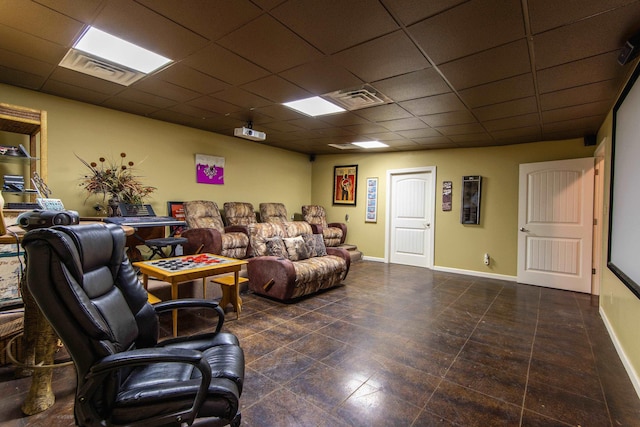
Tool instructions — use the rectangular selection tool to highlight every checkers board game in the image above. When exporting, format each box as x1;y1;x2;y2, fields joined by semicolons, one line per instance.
146;254;232;272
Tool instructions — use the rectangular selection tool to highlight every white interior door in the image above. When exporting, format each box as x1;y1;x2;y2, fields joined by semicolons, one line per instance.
517;158;595;293
387;168;435;268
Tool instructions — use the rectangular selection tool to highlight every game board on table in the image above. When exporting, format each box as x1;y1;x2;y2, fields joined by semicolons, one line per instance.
146;254;232;272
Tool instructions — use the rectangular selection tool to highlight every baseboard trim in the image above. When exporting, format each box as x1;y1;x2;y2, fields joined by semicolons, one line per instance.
362;255;385;263
599;306;640;400
433;265;517;282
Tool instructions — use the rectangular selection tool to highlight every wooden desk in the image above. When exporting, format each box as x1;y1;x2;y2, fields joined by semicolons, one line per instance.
133;254;247;337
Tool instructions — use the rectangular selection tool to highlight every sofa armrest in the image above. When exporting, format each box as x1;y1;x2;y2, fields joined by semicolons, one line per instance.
309;223;323;235
224;224;249;236
328;222;347;243
182;228;223;255
326;247;351;274
247;256;296;300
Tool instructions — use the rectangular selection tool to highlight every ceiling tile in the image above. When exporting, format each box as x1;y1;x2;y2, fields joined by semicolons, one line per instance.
217;15;323;73
448;132;494;143
0;24;67;65
533;4;640;69
102;97;159;116
241;75;311;104
167;103;220;120
48;68;124;95
483;113;540;132
286;117;333;130
341;123;390;135
0;1;84;46
210;87;272;110
93;0;210;60
458;74;535;108
272;0;398;54
408;0;525;65
333;31;430;83
382;0;468;26
41;79;111;105
116;89;177;109
353;103;413;122
473;97;539;121
421;110;477;127
528;0;639;34
181;44;270;86
156;64;230;95
396;128;443;139
435;122;486;136
400;93;465;116
490;125;541;141
134;77;201;103
136;0;263;41
438;39;531;89
34;0;104;22
0;49;56;78
540;81;616;111
280;57;363;95
0;66;47;90
372;68;450;102
187;95;242;115
541;100;612;124
379;117;430;132
536;52;622;94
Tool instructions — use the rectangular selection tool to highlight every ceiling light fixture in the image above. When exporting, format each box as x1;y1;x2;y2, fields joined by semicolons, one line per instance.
352;141;388;149
283;96;345;116
74;27;172;73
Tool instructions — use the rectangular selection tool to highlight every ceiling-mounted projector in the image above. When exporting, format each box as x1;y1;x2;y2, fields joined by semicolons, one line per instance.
234;126;266;141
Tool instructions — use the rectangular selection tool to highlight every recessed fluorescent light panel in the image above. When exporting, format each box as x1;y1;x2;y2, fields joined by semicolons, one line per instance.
352;141;389;149
283;96;345;117
74;26;171;73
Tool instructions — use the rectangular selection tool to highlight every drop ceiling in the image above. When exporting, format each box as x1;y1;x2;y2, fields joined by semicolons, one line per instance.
1;0;639;154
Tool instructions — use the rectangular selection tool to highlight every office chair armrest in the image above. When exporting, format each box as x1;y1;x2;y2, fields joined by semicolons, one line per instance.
154;298;225;333
82;348;211;426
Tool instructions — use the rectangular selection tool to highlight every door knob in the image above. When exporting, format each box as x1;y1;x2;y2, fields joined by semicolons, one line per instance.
425;223;431;228
519;227;528;232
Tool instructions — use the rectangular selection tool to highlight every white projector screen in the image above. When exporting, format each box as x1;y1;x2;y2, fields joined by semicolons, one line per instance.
608;62;640;299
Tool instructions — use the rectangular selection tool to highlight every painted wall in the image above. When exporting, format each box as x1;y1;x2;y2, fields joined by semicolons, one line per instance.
311;140;595;276
0;84;311;217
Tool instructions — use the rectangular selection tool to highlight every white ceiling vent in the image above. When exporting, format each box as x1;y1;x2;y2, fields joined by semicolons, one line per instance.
323;84;392;111
59;49;146;86
328;143;359;150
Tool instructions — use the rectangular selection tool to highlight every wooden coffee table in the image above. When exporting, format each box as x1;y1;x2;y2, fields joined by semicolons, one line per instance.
133;254;247;336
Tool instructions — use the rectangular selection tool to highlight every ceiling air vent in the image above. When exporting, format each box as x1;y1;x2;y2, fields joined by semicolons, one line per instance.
328;143;359;150
323;84;392;111
59;49;146;86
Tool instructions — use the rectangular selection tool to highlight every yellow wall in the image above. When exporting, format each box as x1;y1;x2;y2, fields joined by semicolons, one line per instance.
0;84;311;217
311;140;595;276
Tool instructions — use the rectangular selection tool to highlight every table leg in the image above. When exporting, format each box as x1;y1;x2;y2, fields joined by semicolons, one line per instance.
171;282;178;337
233;271;242;319
141;273;148;290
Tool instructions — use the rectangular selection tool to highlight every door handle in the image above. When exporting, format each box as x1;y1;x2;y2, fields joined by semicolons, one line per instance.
424;223;431;228
519;227;528;232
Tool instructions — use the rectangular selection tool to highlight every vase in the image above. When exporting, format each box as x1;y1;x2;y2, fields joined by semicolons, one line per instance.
107;197;121;217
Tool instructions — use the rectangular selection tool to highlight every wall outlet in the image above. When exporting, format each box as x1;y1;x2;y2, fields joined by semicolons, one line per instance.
345;214;349;222
483;253;490;266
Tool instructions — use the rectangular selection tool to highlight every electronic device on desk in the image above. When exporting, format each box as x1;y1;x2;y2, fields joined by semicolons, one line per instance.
3;175;25;192
17;209;80;231
37;198;65;211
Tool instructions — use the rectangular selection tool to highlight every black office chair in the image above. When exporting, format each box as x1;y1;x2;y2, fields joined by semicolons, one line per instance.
22;223;244;427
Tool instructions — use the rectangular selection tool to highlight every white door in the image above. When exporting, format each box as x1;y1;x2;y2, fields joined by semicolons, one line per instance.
387;168;435;268
517;158;595;293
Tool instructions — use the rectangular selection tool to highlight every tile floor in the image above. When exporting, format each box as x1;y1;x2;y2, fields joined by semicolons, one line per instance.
1;261;639;426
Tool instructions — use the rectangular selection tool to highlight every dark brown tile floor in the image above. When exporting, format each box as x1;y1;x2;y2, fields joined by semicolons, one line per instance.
1;261;640;426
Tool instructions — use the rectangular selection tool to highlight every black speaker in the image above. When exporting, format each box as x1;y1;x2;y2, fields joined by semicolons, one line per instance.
618;32;640;65
584;134;597;146
309;153;316;162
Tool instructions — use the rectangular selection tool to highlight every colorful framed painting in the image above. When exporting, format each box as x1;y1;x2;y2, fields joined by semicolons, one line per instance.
167;201;186;236
365;177;378;222
333;165;357;206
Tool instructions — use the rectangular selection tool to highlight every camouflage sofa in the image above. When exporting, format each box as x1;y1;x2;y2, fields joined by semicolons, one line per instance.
247;221;350;302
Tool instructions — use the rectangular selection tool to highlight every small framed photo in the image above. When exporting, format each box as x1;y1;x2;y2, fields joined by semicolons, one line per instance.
366;177;378;223
333;165;357;206
167;201;186;236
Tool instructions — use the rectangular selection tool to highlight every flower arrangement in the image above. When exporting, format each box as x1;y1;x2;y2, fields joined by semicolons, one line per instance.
77;152;156;212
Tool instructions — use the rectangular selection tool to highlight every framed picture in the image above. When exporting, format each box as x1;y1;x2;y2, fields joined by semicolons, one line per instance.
333;165;357;206
366;177;378;222
167;201;186;236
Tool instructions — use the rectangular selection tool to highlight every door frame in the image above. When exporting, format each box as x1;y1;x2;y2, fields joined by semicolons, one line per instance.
385;166;436;267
